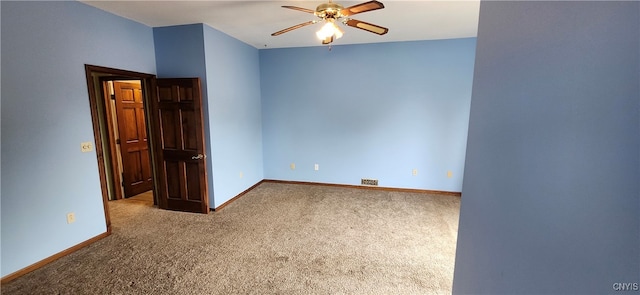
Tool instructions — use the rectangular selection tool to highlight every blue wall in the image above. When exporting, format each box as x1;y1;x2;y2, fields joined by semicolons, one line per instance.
154;24;264;208
453;1;640;294
1;1;156;277
260;39;476;192
154;25;207;79
203;26;264;208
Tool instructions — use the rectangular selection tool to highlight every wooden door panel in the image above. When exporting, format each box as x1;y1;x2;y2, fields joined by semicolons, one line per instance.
160;109;178;149
163;162;202;202
150;78;209;214
114;81;153;197
123;108;140;142
141;150;151;180
140;109;148;140
126;153;142;184
179;87;194;101
126;151;140;183
120;87;135;102
165;161;180;198
185;163;202;201
181;110;198;151
158;87;173;102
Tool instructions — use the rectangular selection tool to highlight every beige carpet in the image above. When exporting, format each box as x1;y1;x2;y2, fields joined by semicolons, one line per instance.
1;182;460;294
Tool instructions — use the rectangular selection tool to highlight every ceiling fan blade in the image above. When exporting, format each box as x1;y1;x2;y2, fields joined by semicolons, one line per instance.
340;1;384;17
271;21;316;36
282;6;315;14
345;19;388;35
322;36;334;45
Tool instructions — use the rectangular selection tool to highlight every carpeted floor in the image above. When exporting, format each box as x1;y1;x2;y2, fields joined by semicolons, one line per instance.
1;182;460;294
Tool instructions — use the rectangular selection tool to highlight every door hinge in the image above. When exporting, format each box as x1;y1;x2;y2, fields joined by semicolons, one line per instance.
121;173;125;186
110;94;116;100
115;138;121;144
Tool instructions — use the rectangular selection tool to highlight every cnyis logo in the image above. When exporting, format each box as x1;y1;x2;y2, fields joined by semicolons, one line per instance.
613;282;639;291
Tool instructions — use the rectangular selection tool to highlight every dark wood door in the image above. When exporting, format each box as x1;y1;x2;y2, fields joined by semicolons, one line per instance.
113;81;153;198
149;78;209;214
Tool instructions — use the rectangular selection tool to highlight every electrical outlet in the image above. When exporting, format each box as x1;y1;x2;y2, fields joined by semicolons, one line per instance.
314;164;319;171
447;171;453;178
239;172;244;178
66;212;76;224
412;169;418;176
290;163;295;170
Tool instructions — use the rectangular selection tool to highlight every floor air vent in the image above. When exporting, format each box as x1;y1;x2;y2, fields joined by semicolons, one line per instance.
361;178;378;186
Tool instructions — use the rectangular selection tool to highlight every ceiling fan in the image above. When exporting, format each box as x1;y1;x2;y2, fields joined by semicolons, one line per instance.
271;0;389;45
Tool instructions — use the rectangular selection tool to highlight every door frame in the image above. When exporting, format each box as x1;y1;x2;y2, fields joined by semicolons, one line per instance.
85;64;158;232
98;77;123;201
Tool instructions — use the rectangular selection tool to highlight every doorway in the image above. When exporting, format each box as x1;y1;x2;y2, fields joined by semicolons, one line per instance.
86;65;211;231
85;65;158;231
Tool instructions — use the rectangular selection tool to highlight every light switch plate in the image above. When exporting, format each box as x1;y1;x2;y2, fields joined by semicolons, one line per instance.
81;142;93;153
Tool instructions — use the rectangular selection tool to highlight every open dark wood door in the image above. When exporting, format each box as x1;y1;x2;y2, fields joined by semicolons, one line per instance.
113;81;153;198
149;78;209;214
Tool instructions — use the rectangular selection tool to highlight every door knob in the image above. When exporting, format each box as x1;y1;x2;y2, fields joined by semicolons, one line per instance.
191;154;205;160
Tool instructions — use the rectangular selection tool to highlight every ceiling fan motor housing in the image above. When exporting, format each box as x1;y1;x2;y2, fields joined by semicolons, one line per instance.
315;3;344;19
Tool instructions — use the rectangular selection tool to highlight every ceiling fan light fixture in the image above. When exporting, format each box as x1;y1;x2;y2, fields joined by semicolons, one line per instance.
316;19;343;40
334;26;344;39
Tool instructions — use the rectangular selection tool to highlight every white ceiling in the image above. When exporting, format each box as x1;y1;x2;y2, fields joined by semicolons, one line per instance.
80;0;480;49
